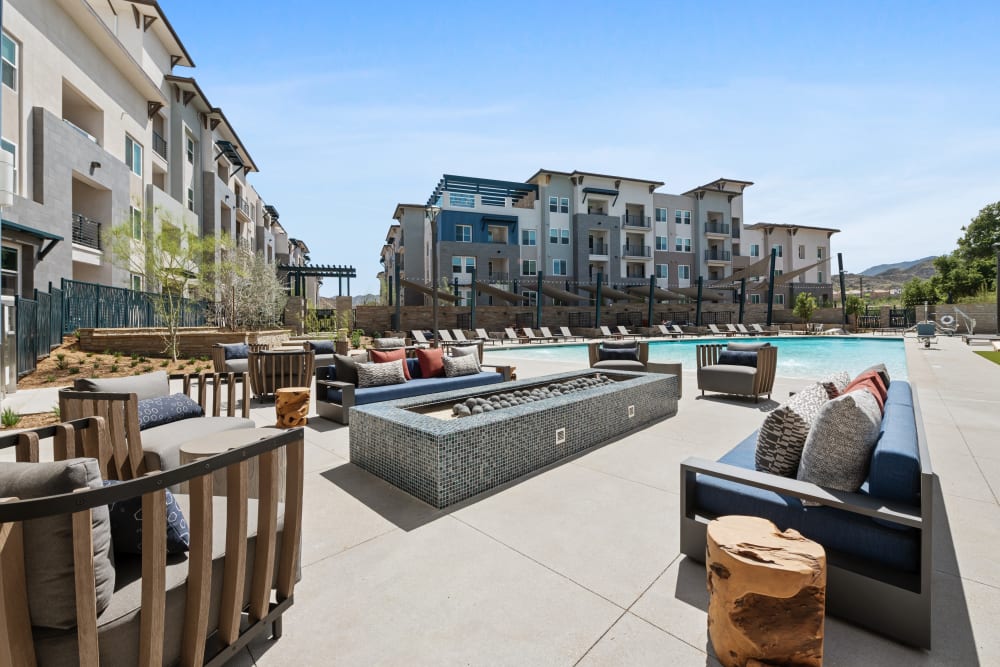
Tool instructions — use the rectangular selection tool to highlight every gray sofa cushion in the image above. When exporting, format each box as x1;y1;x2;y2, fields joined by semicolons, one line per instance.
698;364;757;395
74;371;169;400
334;353;360;386
373;337;407;349
727;341;771;352
0;459;115;630
139;417;256;471
592;359;646;372
755;382;829;476
797;389;882;493
223;358;249;374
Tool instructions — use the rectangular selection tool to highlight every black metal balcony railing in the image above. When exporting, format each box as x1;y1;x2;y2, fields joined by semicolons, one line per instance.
704;249;732;262
705;222;731;235
72;213;102;250
622;244;652;258
622;214;652;229
487;272;511;282
732;226;741;239
152;131;167;159
589;243;609;255
236;195;251;218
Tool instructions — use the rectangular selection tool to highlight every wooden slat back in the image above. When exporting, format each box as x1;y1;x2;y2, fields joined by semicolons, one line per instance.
14;432;39;463
219;462;248;645
277;434;304;600
71;495;99;667
59;391;145;480
249;449;279;620
139;486;167;667
696;344;724;369
0;498;36;666
181;474;213;666
754;346;779;396
248;351;315;399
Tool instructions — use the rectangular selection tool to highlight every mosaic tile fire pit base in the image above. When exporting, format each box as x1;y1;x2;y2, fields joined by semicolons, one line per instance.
349;369;679;508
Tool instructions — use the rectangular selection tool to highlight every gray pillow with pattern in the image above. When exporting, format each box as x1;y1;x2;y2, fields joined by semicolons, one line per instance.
442;353;480;377
357;360;407;387
374;337;407;349
449;344;481;369
797;388;882;492
755;382;830;476
817;370;851;399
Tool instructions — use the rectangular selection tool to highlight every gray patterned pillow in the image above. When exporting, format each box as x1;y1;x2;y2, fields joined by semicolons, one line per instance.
442;353;480;377
449;344;481;369
755;382;830;476
797;388;882;493
374;337;407;349
818;370;851;399
357;360;407;387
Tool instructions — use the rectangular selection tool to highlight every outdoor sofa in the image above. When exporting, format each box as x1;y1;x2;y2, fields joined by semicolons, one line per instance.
680;374;934;648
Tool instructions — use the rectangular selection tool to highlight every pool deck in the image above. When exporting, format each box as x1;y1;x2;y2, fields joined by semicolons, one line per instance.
5;334;1000;664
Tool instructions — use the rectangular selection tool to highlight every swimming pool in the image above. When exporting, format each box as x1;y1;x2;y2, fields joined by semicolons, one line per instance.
485;337;908;380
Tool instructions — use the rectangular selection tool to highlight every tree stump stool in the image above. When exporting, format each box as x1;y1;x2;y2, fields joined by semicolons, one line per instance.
706;515;826;667
275;386;310;428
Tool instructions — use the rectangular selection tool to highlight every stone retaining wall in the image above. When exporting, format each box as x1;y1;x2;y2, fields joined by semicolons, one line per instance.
77;328;293;357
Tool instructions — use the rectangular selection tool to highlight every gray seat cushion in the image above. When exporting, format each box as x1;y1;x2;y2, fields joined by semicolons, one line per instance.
32;494;287;667
698;365;758;396
140;417;257;471
223;358;249;374
592;359;646;372
74;371;169;400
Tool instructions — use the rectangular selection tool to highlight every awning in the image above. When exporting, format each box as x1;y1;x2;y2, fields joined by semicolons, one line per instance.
399;278;458;303
578;284;639;302
582;187;619;197
474;281;526;304
775;257;831;285
2;219;63;259
709;255;773;287
626;285;688;301
671;286;732;301
540;283;587;305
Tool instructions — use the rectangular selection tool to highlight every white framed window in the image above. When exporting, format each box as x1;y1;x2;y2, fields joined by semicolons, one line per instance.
675;210;691;225
750;293;761;304
130;206;143;240
678;265;690;280
655;207;667;222
456;287;472;306
549;228;559;244
1;245;19;296
774;245;783;258
817;247;825;259
521;259;536;275
548;196;558;212
125;135;142;176
0;139;16;195
521;229;536;246
131;274;143;292
655;264;668;278
449;193;474;207
186;136;195;163
456;224;472;242
674;237;691;252
655;235;668;251
187;187;195;211
775;269;783;276
1;33;17;91
559;197;569;213
522;290;537;306
750;244;760;257
560;229;570;244
452;255;475;273
775;294;785;305
552;259;567;275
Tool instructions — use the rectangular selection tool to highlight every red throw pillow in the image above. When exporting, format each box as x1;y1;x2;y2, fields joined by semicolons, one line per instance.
845;370;887;402
369;348;411;379
846;379;885;414
416;347;445;378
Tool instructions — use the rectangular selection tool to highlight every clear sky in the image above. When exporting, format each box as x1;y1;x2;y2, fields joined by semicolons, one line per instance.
163;0;1000;295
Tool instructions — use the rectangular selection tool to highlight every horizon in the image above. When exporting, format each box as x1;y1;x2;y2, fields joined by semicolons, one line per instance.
162;1;1000;296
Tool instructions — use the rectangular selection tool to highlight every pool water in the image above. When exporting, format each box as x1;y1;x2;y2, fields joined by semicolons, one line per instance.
485;336;907;380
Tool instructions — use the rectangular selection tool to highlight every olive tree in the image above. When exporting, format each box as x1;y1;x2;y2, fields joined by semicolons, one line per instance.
793;292;817;327
212;248;288;331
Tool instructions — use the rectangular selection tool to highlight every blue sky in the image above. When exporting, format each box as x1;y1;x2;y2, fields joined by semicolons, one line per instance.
164;1;1000;295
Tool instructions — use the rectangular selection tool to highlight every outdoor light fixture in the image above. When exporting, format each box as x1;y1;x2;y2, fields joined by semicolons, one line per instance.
88;161;101;176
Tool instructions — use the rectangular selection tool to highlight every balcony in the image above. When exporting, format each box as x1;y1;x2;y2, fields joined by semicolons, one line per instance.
622;214;651;229
152;131;167;160
589;243;609;256
236;195;252;220
72;213;102;250
622;244;652;258
487;272;511;282
705;222;730;236
732;226;741;239
704;249;732;262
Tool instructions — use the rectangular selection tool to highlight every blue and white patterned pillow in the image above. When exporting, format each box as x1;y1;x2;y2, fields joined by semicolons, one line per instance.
103;481;190;554
136;394;204;430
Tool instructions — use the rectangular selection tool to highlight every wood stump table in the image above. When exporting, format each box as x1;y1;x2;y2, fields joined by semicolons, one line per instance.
706;515;826;667
275;386;310;428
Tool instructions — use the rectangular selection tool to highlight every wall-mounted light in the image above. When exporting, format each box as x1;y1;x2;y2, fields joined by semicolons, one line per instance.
89;161;101;176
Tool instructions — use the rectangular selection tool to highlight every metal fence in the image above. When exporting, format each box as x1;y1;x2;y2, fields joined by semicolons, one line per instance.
14;283;66;377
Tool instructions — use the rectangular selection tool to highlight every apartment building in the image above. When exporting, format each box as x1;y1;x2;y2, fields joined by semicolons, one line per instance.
0;0;298;300
387;171;832;307
741;222;839;306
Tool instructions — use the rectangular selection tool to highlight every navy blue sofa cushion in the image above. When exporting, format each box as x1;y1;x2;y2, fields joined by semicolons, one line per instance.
136;394;204;430
309;340;335;354
220;343;249;360
868;383;920;505
598;345;639;362
694;433;920;572
717;350;757;368
322;371;504;405
103;480;190;555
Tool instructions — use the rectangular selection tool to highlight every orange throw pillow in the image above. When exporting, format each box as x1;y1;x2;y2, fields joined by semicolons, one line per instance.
369;348;411;379
416;347;445;378
845;370;887;402
845;377;885;414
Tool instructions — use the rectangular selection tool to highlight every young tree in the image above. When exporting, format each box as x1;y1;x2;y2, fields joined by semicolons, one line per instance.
844;294;865;319
793;292;817;326
901;277;938;308
212;248;288;330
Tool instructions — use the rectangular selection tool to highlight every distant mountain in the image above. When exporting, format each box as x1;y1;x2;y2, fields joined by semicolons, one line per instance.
839;257;938;296
859;256;937;277
352;293;380;306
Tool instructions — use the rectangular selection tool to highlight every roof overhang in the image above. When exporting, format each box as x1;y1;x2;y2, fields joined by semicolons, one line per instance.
570;171;664;188
2;219;64;260
122;0;195;68
745;222;841;235
392;203;426;220
165;76;257;173
264;205;280;220
524;168;574;185
682;178;754;198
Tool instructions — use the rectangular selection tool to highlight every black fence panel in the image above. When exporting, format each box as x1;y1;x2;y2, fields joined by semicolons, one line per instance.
61;279;207;334
15;296;38;377
568;312;592;328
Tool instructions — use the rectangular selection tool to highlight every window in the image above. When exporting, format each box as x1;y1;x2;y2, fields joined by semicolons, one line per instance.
750;244;760;257
521;259;536;275
560;229;570;244
549;196;558;212
125;135;142;176
186;136;195;163
750;293;761;305
131;274;143;292
187;187;195;211
457;287;472;306
655;264;668;278
675;210;691;225
655;208;667;222
798;244;805;259
1;246;18;296
678;265;690;280
549;228;559;244
775;294;785;305
774;245;783;258
775;269;783;276
1;139;16;194
452;256;475;273
456;224;472;242
552;259;567;275
522;290;537;306
655;236;668;251
817;247;824;260
1;33;17;90
449;193;475;207
818;270;824;283
521;229;536;246
130;206;142;240
560;197;569;213
674;237;691;252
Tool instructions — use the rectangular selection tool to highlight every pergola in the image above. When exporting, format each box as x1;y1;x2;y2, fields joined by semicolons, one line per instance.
278;264;357;296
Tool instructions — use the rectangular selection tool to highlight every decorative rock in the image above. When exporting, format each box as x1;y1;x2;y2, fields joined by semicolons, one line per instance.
451;373;618;418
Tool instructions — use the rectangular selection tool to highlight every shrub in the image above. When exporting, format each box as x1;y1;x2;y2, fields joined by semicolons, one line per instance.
1;408;22;428
68;367;80;375
110;364;119;373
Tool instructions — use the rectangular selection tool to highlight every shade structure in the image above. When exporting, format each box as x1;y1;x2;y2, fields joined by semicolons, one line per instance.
774;257;831;285
709;256;773;287
399;278;458;303
671;285;732;301
539;283;587;305
626;285;688;301
473;281;527;304
578;284;639;302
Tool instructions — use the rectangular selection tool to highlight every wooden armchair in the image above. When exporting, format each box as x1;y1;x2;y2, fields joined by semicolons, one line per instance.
248;350;316;400
696;344;777;402
0;419;304;666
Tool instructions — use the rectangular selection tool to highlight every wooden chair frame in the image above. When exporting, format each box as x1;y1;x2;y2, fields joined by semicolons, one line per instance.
247;350;315;400
211;343;269;374
0;420;304;666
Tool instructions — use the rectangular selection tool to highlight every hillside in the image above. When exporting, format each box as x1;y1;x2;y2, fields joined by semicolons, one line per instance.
840;257;938;294
859;256;937;277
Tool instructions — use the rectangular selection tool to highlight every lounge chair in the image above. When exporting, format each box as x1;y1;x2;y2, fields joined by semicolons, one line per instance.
522;327;554;343
708;324;734;337
560;326;585;342
736;323;756;336
751;323;778;335
411;330;432;346
438;330;456;343
474;328;500;345
670;325;697;338
452;329;470;342
599;326;623;340
539;327;562;341
504;327;528;344
654;324;673;337
617;325;640;340
725;324;744;336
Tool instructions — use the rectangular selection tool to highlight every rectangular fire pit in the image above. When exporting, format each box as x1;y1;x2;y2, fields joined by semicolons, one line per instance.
349;369;679;508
